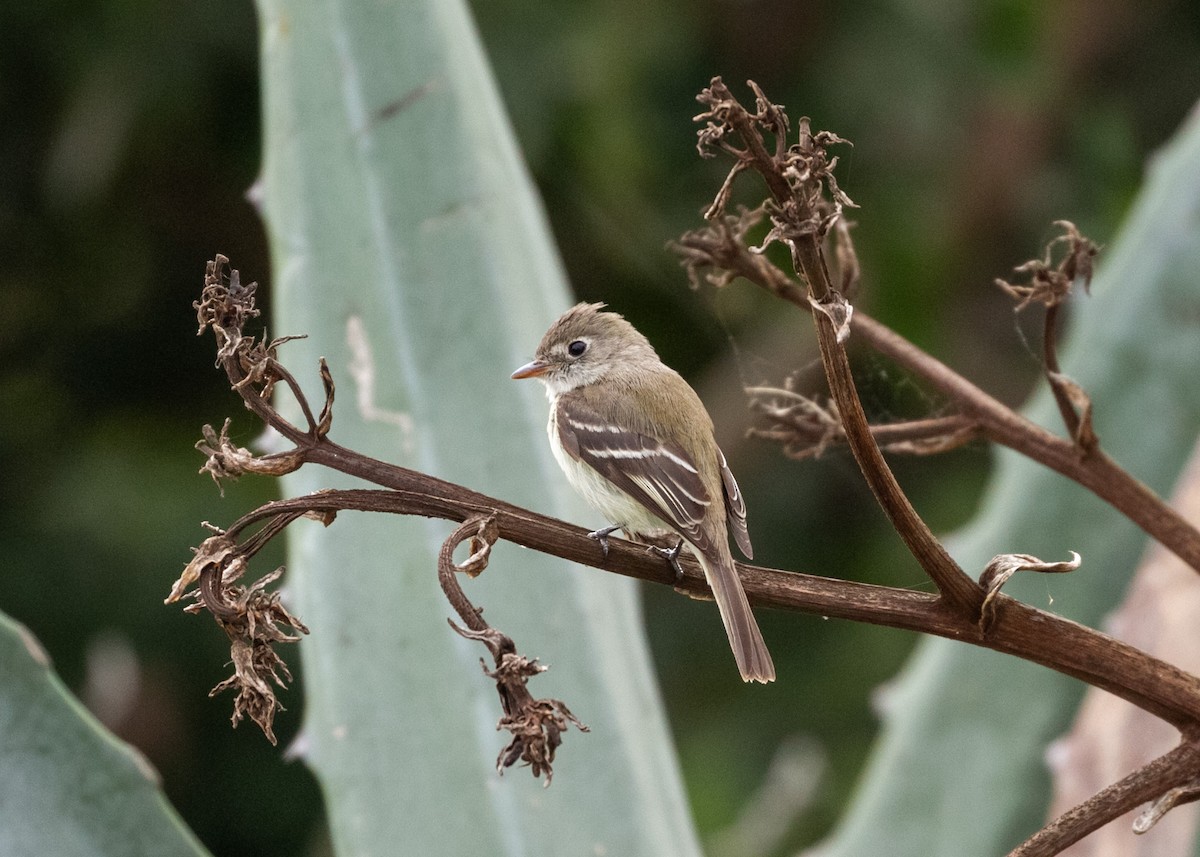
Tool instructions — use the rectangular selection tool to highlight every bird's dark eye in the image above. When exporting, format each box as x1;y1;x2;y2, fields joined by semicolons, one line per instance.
567;340;588;358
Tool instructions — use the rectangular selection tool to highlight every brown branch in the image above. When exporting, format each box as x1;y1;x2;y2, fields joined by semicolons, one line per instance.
194;483;1200;733
811;315;985;613
1008;741;1200;857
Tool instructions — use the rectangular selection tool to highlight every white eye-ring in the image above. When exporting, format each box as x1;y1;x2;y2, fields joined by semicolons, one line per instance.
567;339;588;358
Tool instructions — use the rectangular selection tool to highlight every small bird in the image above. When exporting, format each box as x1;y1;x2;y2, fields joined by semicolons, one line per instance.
512;303;775;683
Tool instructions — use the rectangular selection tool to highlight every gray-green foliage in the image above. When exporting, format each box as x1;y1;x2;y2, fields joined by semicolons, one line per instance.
254;0;702;854
0;614;209;857
815;103;1200;855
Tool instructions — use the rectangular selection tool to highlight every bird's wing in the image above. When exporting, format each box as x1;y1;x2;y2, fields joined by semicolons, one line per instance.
555;395;713;550
717;446;753;560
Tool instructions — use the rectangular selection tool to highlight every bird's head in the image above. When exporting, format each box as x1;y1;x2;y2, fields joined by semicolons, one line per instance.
511;302;657;395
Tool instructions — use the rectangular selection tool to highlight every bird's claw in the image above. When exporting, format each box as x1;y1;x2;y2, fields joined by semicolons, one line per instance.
649;539;686;583
587;525;622;559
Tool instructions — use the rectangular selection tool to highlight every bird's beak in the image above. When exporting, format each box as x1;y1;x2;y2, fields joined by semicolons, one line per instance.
511;359;549;380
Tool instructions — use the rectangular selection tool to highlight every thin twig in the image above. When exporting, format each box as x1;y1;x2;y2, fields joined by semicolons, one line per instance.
1008;741;1200;857
437;514;498;633
1042;304;1080;439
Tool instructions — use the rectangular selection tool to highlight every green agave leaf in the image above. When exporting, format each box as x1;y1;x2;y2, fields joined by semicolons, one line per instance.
0;614;209;857
815;105;1200;853
254;0;701;854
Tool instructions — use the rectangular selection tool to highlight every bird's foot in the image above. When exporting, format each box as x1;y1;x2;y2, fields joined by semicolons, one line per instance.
587;524;623;558
648;538;686;583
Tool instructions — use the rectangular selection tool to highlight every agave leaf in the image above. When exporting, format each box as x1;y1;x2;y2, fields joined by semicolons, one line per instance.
0;614;209;857
253;0;701;854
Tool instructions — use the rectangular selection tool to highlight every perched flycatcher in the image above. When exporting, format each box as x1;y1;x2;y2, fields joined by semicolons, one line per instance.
512;303;775;683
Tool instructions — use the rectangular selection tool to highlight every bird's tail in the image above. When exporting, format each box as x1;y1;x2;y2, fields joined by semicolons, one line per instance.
697;546;775;683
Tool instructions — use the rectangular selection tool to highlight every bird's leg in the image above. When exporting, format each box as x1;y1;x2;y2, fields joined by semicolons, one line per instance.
648;538;686;583
587;524;624;558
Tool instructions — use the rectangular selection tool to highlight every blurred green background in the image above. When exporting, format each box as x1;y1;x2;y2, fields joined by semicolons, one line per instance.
2;1;1198;854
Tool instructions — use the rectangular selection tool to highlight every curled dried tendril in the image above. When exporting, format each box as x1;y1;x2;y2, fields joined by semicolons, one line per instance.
440;515;588;784
979;551;1082;632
